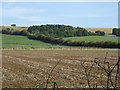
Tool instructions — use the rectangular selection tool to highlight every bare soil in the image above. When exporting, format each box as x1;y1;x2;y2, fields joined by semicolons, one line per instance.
2;50;119;88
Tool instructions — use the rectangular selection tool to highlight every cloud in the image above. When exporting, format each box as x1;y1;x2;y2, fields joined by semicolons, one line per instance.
2;6;62;22
3;6;47;16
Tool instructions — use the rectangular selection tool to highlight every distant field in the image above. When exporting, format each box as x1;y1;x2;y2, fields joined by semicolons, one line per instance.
1;26;112;34
85;27;112;34
2;34;96;49
0;26;28;31
64;35;119;42
2;34;119;49
2;34;59;49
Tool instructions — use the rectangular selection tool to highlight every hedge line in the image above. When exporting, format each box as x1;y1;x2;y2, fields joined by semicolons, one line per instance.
112;28;120;36
1;29;120;48
28;34;120;48
2;29;30;36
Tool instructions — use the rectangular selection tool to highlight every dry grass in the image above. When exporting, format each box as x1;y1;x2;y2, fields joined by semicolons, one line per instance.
0;26;28;31
2;50;119;88
84;28;112;34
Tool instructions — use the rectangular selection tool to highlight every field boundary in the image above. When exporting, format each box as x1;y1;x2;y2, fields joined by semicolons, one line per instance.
1;48;119;51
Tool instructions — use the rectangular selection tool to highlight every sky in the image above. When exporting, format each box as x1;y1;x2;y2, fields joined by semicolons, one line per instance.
2;2;118;28
2;0;119;2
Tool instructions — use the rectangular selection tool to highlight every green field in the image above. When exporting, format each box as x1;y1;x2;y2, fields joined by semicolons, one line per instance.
2;34;66;49
63;35;119;42
2;34;94;49
1;34;119;49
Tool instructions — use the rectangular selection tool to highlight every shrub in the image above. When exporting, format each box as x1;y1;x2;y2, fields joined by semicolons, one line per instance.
11;24;16;26
112;28;120;36
95;31;105;36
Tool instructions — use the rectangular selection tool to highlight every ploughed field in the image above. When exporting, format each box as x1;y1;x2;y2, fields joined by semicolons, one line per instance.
2;50;119;88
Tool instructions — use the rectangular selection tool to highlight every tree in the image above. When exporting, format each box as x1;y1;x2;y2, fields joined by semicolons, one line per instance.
112;28;120;36
27;24;96;38
11;24;16;26
20;30;30;36
95;31;105;36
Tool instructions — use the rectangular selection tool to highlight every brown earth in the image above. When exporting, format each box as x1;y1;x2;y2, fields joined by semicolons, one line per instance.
2;50;119;88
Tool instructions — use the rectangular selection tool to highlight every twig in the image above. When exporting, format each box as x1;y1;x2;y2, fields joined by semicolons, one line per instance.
80;61;94;89
114;57;120;88
44;60;60;90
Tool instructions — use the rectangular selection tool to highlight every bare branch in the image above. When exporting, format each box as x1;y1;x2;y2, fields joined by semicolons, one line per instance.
44;60;60;90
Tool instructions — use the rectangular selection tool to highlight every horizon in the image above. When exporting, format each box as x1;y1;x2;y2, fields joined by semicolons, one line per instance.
1;24;114;28
2;2;118;28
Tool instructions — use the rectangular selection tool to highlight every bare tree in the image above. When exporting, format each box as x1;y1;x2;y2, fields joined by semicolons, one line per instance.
44;60;60;90
94;55;120;89
80;61;94;89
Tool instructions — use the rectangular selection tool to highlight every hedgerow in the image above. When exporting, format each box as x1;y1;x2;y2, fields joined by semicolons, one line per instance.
2;28;120;48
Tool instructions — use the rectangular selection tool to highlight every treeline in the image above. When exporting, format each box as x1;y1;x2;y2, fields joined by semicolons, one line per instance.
112;28;120;36
2;28;30;36
27;24;105;37
28;34;120;48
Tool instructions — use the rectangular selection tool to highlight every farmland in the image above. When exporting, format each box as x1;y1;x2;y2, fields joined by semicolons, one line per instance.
2;50;119;88
0;26;28;31
1;26;120;88
2;34;55;49
2;34;101;49
63;35;119;42
85;28;112;34
2;34;119;49
2;34;79;49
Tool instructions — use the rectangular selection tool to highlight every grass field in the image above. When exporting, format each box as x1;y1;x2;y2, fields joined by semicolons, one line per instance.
2;34;62;49
1;26;119;89
63;35;119;42
2;34;97;49
2;34;119;49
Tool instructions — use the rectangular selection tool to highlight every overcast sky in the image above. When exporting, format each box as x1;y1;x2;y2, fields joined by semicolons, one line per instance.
2;2;118;28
